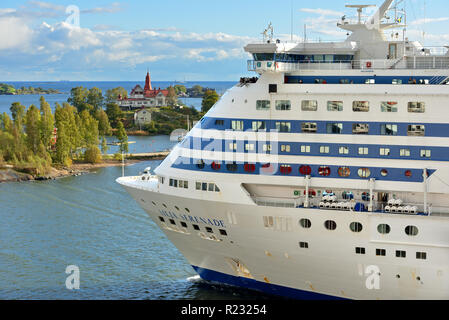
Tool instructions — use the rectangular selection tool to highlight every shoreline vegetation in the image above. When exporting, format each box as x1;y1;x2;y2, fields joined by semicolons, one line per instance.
0;83;62;95
0;84;218;183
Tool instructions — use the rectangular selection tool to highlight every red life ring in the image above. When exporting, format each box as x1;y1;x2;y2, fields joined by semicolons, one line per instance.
366;61;372;68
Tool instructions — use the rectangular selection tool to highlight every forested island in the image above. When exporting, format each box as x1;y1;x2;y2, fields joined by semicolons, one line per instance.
0;84;219;182
0;83;62;95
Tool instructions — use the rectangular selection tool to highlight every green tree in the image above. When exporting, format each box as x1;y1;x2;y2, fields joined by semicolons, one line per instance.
25;105;41;154
10;102;26;130
0;112;13;133
95;109;112;136
174;85;186;95
105;103;123;127
166;86;177;106
87;87;104;112
84;145;102;164
115;121;128;154
79;110;99;148
191;85;204;97
100;136;109;155
105;87;128;104
39;96;54;150
68;86;93;113
54;121;71;166
201;90;219;113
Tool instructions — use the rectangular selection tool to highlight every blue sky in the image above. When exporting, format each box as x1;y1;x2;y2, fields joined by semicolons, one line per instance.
1;0;448;81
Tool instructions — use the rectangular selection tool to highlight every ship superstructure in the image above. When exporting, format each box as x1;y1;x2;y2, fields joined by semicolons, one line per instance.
118;0;449;299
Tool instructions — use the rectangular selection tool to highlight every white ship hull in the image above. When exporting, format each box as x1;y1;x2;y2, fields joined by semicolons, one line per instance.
119;179;449;300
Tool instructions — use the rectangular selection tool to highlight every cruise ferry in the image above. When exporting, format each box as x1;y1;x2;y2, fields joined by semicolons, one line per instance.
117;0;449;299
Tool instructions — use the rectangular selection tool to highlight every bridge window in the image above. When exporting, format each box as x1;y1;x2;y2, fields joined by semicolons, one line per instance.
276;122;291;132
215;119;225;125
327;101;343;111
301;122;317;133
353;101;370;112
408;102;425;113
253;53;274;61
355;247;366;255
231;120;244;131
408;125;425;136
256;100;270;110
327;123;343;134
353;123;369;135
275;100;291;111
376;249;386;256
381;124;398;136
381;101;398;112
301;100;318;111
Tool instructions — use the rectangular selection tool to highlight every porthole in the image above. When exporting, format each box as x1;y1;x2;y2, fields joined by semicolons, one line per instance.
377;224;391;234
338;167;351;177
180;222;188;228
162;203;167;208
358;168;371;178
405;225;419;236
175;206;180;211
318;166;331;177
299;165;312;176
185;208;190;213
350;222;363;233
196;160;205;169
152;201;157;206
324;220;337;231
300;218;312;229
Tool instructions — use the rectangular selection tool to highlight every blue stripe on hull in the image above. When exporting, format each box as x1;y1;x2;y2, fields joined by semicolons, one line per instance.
192;266;346;300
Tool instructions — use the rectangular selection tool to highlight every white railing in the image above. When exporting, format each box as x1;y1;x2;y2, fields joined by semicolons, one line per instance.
248;57;449;72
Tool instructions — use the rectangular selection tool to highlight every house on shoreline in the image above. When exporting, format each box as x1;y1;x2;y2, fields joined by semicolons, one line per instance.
116;72;169;110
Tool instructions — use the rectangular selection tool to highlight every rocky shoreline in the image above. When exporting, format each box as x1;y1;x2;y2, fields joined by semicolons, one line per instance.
0;160;141;183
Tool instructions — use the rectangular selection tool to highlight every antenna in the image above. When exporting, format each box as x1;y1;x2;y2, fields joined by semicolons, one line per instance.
291;0;293;41
345;4;376;24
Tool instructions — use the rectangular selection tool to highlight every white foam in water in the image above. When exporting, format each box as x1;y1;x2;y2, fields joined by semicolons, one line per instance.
186;275;201;282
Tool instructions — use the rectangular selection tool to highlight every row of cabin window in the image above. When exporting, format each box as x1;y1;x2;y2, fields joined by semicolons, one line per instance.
231;120;426;136
195;181;221;192
197;160;415;179
234;142;431;159
169;178;188;189
256;100;426;113
300;219;421;237
159;216;227;236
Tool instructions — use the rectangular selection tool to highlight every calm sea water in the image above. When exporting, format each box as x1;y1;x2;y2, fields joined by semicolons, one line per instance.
0;81;236;116
0;82;274;300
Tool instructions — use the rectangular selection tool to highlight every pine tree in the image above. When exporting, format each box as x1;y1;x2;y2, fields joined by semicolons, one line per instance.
25;105;41;154
39;96;55;150
115;121;128;154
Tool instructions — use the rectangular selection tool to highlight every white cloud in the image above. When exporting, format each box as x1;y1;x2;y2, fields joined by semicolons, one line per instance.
411;17;449;26
300;8;344;17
